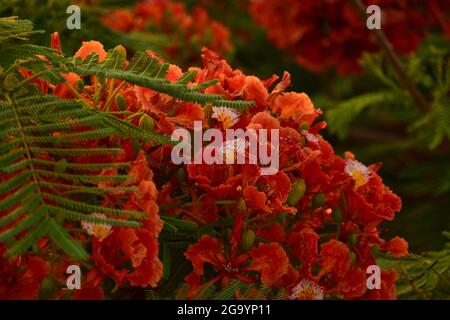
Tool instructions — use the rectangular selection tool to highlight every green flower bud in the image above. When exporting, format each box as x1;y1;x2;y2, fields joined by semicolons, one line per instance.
333;207;343;222
276;212;288;223
348;233;358;248
241;229;256;251
116;94;127;111
139;114;155;131
39;277;57;299
312;192;326;208
287;179;306;207
299;136;307;146
371;245;380;256
237;198;246;211
298;122;308;131
176;167;186;184
114;44;127;59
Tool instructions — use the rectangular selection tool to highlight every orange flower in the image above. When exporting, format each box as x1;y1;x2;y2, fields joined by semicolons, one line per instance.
92;228;163;288
287;228;318;273
0;245;49;300
318;239;352;278
381;236;409;257
244;76;269;108
272;92;315;124
367;269;398;300
102;9;134;32
246;243;289;286
243;186;268;212
75;40;107;62
184;235;289;291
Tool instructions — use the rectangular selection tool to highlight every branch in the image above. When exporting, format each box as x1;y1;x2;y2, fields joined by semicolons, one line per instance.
350;0;429;113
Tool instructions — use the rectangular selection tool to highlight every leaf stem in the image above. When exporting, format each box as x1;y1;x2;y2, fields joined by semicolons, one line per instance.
350;0;429;113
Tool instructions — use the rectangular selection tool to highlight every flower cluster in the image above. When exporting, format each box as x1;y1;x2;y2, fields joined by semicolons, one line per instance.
102;0;233;65
159;48;407;299
1;33;407;299
249;0;450;74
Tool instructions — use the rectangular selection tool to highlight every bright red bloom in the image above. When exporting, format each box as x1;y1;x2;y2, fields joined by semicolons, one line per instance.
272;92;316;125
184;235;289;294
92;227;163;288
250;0;428;74
51;262;105;300
287;228;319;274
256;223;285;243
381;236;409;257
318;240;352;278
246;243;289;286
0;245;49;300
367;269;398;300
243;186;268;212
336;268;367;299
74;40;107;62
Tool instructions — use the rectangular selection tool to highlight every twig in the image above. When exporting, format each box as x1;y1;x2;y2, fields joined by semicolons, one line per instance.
350;0;429;113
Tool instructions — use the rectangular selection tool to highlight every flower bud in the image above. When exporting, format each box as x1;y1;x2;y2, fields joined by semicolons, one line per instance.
241;229;256;251
351;252;357;263
40;277;56;298
237;198;246;211
287;179;306;207
176;167;186;184
139;114;154;131
116;94;126;111
348;233;357;248
333;207;343;222
276;212;288;223
298;123;308;131
312;192;326;208
114;44;127;59
371;245;380;256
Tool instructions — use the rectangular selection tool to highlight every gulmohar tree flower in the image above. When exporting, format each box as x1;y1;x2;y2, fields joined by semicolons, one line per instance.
0;32;407;300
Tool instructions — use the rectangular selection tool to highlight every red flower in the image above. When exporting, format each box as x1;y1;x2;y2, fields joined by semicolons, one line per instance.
335;268;367;299
287;228;318;274
92;228;163;288
381;236;409;257
272;92;316;125
0;245;49;300
318;240;352;278
367;269;398;300
246;243;289;286
74;40;107;62
243;186;268;212
250;0;427;74
102;0;232;64
257;223;285;243
184;235;289;294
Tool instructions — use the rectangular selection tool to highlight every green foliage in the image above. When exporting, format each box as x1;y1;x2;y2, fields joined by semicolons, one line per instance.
0;93;146;259
326;91;398;139
327;37;450;150
0;16;41;43
378;232;450;299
